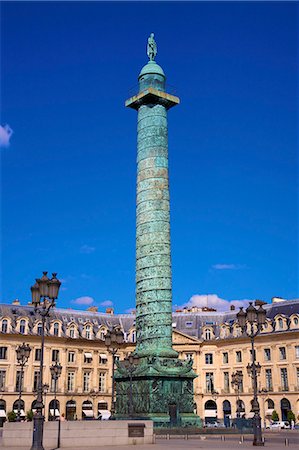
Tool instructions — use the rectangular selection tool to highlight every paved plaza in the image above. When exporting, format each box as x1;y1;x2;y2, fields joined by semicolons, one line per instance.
0;432;298;450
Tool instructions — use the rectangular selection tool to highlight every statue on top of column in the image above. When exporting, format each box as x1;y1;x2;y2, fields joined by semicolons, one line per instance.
147;33;157;61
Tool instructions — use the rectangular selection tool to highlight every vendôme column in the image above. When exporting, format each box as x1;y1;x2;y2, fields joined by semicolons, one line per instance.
127;33;179;358
115;34;199;427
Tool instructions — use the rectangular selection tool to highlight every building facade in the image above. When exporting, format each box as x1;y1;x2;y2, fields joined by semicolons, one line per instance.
0;298;298;426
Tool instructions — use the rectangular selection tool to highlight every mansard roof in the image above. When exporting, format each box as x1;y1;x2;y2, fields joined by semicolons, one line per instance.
0;298;298;340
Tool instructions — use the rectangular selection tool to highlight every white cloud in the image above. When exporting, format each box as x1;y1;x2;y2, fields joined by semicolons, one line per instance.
72;296;94;306
0;124;13;148
212;263;246;270
180;294;251;312
100;300;113;307
80;245;96;254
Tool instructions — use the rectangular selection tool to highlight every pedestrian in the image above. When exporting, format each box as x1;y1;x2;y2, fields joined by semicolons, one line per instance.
60;413;65;422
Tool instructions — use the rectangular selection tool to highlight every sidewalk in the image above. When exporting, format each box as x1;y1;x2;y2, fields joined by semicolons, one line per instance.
1;435;298;450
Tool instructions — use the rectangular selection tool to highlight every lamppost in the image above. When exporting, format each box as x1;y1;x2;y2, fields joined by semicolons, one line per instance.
236;302;266;446
30;271;61;450
16;343;31;422
104;327;124;416
123;353;140;417
50;362;62;420
258;388;268;429
231;370;243;418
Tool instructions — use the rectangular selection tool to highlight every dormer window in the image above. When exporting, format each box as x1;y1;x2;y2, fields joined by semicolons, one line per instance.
85;325;91;339
131;330;136;343
37;323;42;336
69;326;75;338
278;318;283;329
53;322;59;337
1;320;8;333
19;320;26;334
204;329;212;340
185;321;193;328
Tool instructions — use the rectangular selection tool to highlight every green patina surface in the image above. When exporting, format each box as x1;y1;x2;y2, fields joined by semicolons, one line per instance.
115;35;200;427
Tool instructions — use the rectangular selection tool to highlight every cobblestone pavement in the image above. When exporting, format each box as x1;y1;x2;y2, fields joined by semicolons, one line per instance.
0;432;298;450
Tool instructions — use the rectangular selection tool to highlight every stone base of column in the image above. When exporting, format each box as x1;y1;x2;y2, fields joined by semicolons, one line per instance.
115;356;201;427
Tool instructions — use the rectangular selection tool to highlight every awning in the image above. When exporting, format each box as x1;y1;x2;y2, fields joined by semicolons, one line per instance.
247;412;255;418
13;409;25;416
204;410;217;417
50;409;60;416
66;402;76;408
82;409;94;417
0;410;6;418
84;352;92;358
99;353;107;359
265;409;274;416
98;409;111;420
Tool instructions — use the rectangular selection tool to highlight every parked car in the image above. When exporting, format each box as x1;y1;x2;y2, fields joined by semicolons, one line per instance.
269;421;290;429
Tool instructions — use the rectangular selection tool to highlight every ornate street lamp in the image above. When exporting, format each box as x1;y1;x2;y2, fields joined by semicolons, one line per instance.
50;362;62;421
123;353;140;417
231;370;243;419
30;272;61;450
16;343;31;422
258;388;268;429
104;327;124;416
236;302;266;446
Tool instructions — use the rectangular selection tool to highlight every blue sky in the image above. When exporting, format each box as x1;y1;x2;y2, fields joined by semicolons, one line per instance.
1;1;298;312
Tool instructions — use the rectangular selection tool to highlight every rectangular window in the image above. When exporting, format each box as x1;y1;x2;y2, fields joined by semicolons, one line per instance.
67;372;75;392
68;351;75;363
205;372;214;393
33;371;39;391
0;370;6;390
84;353;93;364
265;369;273;391
236;351;242;363
222;352;229;364
279;347;286;360
249;349;256;360
99;372;106;393
99;354;108;364
295;346;299;359
83;372;90;392
264;348;271;361
185;353;194;361
15;371;23;392
280;368;288;391
205;353;213;364
223;372;230;393
35;349;41;361
52;349;59;362
297;368;299;389
0;347;7;360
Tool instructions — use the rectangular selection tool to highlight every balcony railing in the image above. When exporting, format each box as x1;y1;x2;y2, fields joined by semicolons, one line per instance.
279;385;289;392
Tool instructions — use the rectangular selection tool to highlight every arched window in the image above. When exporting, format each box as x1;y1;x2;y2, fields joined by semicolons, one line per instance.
1;320;8;333
13;399;25;417
205;329;211;340
294;317;299;326
37;323;42;336
267;399;274;409
278;318;283;329
99;329;106;340
48;399;60;421
82;400;93;420
19;320;26;334
131;330;136;343
53;322;59;336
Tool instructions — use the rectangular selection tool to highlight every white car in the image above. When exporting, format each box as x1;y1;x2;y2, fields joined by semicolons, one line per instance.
270;421;290;429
